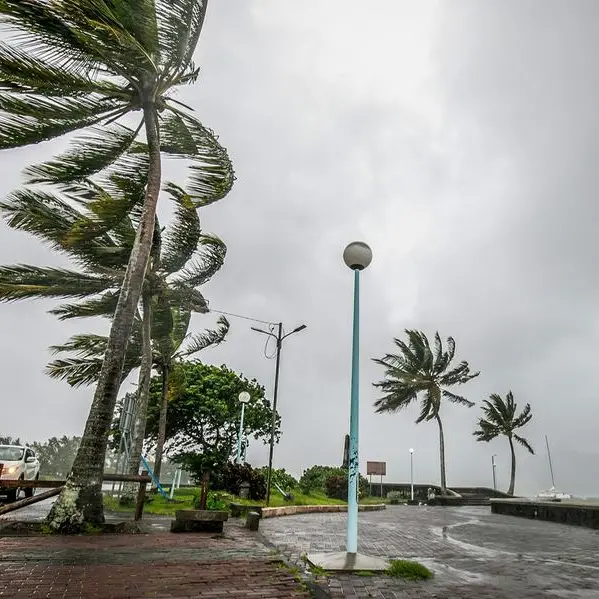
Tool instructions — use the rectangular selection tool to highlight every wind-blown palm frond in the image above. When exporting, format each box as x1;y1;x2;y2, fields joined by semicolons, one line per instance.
24;124;140;183
180;315;229;357
47;323;143;388
159;185;201;275
0;265;115;301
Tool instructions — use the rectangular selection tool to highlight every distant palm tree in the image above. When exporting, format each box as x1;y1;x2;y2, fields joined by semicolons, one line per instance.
474;392;534;495
373;330;479;494
0;0;233;530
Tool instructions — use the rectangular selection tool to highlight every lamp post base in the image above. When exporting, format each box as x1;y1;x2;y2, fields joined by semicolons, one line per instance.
307;551;389;572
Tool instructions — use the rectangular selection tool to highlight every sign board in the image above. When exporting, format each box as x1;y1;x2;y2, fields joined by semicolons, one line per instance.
367;461;386;476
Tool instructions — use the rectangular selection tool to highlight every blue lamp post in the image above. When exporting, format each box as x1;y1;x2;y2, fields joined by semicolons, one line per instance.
236;391;250;464
307;241;388;571
343;241;372;555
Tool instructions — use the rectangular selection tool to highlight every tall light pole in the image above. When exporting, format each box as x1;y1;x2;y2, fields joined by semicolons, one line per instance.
409;448;414;501
236;391;250;464
492;454;497;490
343;241;372;555
308;241;387;571
251;322;306;506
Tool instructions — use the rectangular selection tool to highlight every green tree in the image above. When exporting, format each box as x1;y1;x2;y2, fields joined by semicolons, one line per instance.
373;330;479;494
31;436;82;478
0;436;21;446
0;0;233;531
144;361;279;462
473;391;534;495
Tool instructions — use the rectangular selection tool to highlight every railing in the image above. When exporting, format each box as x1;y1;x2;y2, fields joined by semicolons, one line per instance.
0;464;151;520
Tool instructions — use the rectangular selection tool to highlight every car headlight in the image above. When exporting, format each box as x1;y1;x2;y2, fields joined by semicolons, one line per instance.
5;466;19;474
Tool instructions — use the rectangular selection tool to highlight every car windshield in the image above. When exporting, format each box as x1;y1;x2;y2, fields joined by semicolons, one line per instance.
0;446;24;461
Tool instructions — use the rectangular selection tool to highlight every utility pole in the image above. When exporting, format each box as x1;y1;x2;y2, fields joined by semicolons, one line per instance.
252;322;306;506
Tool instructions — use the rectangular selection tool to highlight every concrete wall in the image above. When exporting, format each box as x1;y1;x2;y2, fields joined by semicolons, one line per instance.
491;499;599;530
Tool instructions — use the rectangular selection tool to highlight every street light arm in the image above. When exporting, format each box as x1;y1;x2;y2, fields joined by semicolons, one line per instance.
251;326;277;340
282;324;307;341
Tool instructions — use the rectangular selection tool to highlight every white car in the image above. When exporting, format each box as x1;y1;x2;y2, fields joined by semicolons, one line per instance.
0;445;40;502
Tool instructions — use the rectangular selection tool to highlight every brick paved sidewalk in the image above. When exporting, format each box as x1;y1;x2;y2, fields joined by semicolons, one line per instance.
0;521;312;598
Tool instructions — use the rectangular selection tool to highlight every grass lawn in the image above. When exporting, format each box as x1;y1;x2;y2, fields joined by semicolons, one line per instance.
103;486;386;516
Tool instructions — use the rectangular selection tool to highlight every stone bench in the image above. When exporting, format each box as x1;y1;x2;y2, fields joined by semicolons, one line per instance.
170;509;229;533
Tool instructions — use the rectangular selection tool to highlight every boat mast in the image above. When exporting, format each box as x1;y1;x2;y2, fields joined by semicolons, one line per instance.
545;435;556;489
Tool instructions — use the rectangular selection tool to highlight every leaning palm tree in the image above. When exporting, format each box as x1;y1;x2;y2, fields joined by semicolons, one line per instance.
0;172;228;494
474;392;534;495
373;330;479;494
0;0;233;530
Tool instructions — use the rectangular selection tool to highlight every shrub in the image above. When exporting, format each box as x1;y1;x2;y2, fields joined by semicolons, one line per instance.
299;465;336;494
387;491;404;504
193;491;229;511
323;469;369;500
260;467;298;491
212;462;267;501
386;560;433;580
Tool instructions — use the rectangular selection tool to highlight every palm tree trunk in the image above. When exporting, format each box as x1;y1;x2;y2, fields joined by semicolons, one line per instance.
46;101;162;532
121;290;153;502
152;363;170;484
508;435;516;495
435;414;448;494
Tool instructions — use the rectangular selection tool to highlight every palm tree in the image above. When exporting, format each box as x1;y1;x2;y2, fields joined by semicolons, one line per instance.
0;173;228;493
474;392;534;495
0;0;233;530
373;330;479;494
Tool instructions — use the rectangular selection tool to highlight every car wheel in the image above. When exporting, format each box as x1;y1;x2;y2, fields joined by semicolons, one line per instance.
24;475;36;498
6;487;17;503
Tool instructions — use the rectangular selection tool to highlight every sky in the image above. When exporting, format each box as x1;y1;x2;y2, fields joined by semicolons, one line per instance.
1;0;599;497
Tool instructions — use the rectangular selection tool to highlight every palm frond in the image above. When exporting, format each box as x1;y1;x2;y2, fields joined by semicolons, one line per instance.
172;233;226;287
155;0;207;74
513;433;534;455
159;184;201;275
442;389;474;408
49;290;120;320
24;123;139;183
161;112;235;206
0;264;115;301
179;315;229;357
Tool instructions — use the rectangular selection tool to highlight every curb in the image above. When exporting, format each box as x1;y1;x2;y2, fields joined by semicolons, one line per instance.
261;504;386;519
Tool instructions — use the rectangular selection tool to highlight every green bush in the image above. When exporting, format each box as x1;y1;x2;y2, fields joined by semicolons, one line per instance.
193;491;229;511
386;559;433;580
260;467;298;491
299;465;342;494
213;462;266;501
323;469;369;500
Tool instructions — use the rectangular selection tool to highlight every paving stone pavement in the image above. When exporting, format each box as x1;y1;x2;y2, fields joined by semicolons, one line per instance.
259;505;599;598
0;519;311;598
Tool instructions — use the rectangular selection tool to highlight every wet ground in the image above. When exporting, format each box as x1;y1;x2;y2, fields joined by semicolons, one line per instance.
260;505;599;598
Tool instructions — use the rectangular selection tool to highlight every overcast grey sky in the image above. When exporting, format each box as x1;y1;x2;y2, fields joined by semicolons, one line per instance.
1;0;598;497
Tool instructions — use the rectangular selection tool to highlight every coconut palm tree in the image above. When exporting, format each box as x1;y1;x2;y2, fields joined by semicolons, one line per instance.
0;0;233;530
373;330;479;494
473;392;534;495
0;172;228;493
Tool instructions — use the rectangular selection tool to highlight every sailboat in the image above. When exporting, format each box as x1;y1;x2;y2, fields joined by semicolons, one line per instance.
536;435;572;501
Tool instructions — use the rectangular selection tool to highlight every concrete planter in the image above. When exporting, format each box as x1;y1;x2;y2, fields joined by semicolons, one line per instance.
170;509;229;533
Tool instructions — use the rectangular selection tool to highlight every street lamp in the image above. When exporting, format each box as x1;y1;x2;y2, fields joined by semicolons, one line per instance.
409;448;414;501
492;454;497;490
251;322;306;505
236;391;250;464
343;241;372;555
308;241;387;571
